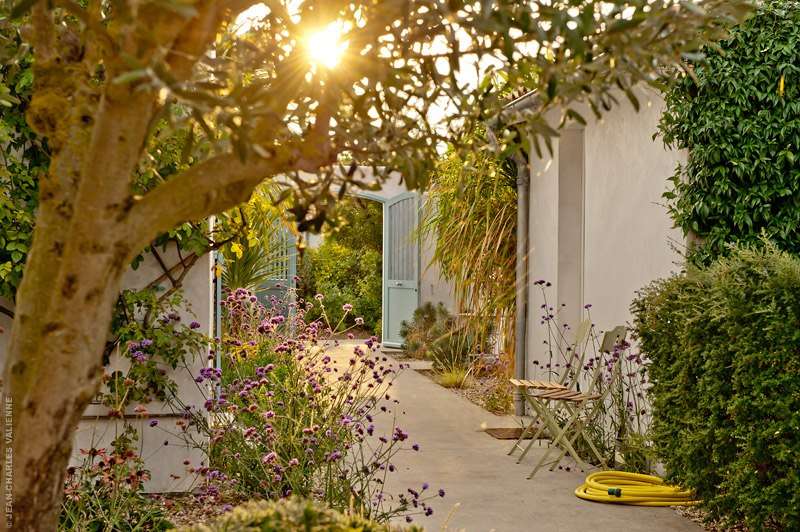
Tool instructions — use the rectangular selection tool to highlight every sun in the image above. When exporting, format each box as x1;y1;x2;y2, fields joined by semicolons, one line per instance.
305;21;349;69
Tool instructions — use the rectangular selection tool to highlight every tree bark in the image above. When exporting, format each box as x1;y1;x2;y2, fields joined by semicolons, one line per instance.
0;76;156;529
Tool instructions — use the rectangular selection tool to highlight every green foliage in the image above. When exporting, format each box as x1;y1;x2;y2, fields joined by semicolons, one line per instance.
105;289;206;412
324;200;382;254
399;302;452;359
483;382;514;415
632;244;800;529
220;186;293;293
421;151;516;354
0;21;42;300
429;329;475;373
60;426;172;531
299;200;383;335
180;498;420;532
659;1;800;265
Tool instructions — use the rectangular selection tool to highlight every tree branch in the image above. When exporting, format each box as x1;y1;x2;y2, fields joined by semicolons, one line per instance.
127;152;289;253
0;303;13;320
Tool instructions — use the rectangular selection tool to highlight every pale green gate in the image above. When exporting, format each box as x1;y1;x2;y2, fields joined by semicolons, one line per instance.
382;192;420;348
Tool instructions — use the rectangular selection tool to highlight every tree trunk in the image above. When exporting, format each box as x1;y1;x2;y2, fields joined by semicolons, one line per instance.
1;249;123;531
0;85;155;530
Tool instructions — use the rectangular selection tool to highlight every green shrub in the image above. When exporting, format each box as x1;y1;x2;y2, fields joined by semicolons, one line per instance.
483;382;513;415
180;498;421;532
399;302;452;359
429;329;474;372
632;244;800;529
659;0;800;266
300;241;382;334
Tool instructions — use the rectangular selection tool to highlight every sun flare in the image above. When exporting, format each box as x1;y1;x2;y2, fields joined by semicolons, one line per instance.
306;22;349;69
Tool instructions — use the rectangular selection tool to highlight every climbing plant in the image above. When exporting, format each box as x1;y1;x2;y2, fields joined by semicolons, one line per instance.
659;0;800;265
0;23;41;306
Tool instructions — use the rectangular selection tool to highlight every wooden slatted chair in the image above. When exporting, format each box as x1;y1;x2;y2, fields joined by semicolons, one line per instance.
507;319;592;460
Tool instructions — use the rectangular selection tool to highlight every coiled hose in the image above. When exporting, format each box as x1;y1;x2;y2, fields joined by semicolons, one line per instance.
575;471;699;507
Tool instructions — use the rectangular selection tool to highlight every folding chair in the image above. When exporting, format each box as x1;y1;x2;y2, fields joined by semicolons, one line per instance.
507;319;592;460
523;326;627;479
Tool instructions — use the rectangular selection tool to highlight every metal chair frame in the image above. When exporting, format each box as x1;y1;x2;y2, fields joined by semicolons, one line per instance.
509;325;627;479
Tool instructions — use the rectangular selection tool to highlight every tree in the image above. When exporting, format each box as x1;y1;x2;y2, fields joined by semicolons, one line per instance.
0;0;750;529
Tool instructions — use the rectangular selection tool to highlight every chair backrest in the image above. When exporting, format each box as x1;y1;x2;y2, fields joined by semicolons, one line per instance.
584;325;627;395
559;319;592;387
600;325;627;353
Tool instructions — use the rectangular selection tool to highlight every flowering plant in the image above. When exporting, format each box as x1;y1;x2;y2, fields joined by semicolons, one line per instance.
102;288;207;414
60;426;171;531
169;287;442;524
531;281;653;471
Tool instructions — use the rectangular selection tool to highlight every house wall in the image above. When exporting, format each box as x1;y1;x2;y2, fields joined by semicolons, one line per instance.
419;226;456;311
0;246;211;492
526;88;685;378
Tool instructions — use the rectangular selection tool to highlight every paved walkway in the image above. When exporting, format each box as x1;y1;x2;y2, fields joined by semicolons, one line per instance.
329;342;699;532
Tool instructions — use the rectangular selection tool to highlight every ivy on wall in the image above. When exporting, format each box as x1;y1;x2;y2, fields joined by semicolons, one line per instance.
0;24;41;305
659;0;800;265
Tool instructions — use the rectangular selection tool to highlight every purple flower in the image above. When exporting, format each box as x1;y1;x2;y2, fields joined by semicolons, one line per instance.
355;317;364;326
149;420;158;427
438;489;446;497
342;303;353;312
412;443;420;451
261;452;277;464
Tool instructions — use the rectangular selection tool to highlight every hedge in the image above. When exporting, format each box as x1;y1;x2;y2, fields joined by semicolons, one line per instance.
632;244;800;529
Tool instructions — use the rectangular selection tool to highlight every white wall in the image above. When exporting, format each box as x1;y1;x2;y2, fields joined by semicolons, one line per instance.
526;89;685;378
0;246;211;492
419;225;456;311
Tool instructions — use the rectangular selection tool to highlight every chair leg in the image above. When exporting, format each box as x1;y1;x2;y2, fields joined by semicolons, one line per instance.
527;402;585;479
548;417;592;472
515;398;553;463
508;394;539;456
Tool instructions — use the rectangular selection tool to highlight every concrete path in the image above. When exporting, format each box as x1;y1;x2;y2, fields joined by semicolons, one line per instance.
330;342;699;532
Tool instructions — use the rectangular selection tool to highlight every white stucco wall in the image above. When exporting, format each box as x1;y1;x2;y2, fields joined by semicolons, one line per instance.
0;246;211;492
419;227;456;311
526;88;685;377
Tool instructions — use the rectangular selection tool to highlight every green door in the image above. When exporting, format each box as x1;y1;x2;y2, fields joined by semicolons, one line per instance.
382;192;420;348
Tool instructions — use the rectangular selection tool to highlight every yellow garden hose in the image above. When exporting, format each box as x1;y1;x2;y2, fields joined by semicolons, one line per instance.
575;471;700;507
